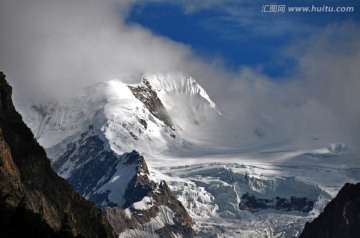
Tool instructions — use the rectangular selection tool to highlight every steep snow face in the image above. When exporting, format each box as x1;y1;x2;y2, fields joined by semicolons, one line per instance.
143;73;220;136
101;79;184;155
144;73;216;109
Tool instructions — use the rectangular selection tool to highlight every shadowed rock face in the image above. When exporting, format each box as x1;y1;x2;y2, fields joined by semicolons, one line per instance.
53;131;195;237
0;72;116;238
300;183;360;238
52;129;126;207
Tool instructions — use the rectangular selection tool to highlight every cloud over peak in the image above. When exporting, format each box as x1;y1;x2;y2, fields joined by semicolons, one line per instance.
0;0;359;147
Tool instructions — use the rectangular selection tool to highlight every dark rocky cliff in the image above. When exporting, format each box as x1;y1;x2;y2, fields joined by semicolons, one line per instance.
0;72;116;238
299;183;360;238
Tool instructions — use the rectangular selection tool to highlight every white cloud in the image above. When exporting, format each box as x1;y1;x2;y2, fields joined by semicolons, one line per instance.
0;1;359;147
0;0;213;101
293;22;360;140
218;22;360;146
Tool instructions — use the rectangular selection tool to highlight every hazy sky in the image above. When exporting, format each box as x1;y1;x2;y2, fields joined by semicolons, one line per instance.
0;0;359;145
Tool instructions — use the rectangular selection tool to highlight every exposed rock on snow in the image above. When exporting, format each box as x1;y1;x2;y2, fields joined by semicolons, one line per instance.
129;77;174;129
239;193;315;213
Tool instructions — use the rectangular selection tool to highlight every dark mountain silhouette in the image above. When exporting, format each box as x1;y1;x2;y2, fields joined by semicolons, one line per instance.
300;182;360;238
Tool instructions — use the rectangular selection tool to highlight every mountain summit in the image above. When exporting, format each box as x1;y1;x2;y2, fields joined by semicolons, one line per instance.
143;73;216;109
142;73;219;132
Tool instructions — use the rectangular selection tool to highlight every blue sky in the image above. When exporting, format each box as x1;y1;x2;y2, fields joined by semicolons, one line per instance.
126;0;360;78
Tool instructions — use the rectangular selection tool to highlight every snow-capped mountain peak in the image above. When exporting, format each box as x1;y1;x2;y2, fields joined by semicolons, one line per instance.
21;73;220;156
18;72;360;238
137;73;220;134
143;72;216;109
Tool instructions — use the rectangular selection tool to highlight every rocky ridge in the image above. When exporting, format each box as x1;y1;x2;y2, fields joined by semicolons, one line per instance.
128;77;174;129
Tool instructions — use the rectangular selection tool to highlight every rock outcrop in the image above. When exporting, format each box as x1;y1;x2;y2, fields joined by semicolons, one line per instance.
0;72;116;238
239;193;314;213
300;183;360;238
129;77;174;129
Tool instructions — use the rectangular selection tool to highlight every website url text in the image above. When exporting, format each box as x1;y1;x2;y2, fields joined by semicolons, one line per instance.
261;5;355;13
